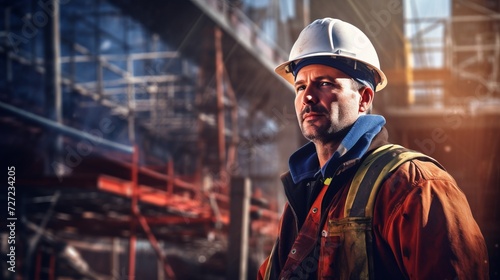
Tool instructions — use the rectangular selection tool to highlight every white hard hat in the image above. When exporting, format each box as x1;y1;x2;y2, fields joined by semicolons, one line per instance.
275;18;387;92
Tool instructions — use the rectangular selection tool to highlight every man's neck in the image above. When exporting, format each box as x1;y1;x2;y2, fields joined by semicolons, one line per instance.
314;141;340;168
313;124;353;168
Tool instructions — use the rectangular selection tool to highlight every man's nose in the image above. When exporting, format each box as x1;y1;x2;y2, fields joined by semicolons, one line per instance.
302;92;318;105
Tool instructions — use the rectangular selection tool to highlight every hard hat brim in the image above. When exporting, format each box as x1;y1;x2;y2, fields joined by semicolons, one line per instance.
275;53;388;92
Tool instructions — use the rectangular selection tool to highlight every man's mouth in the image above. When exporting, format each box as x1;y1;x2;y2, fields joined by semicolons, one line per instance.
302;113;324;122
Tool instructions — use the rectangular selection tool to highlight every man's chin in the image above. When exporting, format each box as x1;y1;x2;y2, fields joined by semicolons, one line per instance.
301;129;322;141
301;124;325;139
301;126;347;143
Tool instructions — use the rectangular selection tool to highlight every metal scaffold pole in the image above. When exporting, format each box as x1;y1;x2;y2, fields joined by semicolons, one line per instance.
128;145;139;279
43;0;62;176
227;177;251;280
215;26;228;192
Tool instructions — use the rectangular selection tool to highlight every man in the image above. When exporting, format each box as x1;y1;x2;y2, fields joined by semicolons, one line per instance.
257;18;489;279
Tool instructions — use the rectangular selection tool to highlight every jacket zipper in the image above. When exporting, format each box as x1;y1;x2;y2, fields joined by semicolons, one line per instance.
283;158;360;237
284;160;359;235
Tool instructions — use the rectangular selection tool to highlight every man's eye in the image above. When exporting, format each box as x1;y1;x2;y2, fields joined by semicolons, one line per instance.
320;81;343;90
295;85;306;93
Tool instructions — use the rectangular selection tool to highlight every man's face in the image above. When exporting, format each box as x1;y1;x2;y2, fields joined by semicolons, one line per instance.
294;64;364;143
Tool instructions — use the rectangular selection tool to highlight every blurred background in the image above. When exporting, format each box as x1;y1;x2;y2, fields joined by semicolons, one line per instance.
0;0;498;279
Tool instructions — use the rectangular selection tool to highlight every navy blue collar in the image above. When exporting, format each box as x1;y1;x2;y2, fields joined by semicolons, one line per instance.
288;115;386;184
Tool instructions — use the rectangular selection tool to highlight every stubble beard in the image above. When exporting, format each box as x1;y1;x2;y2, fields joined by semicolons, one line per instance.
299;104;353;145
301;118;350;144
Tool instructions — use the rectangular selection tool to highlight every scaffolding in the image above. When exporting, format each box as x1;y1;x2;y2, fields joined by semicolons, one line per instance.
2;0;498;279
403;2;500;107
0;0;293;279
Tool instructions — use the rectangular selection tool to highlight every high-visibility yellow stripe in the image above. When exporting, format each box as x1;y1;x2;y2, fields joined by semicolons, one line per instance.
344;144;399;217
364;151;429;217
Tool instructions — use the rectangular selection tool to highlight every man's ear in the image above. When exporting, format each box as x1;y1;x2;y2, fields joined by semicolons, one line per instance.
359;86;374;113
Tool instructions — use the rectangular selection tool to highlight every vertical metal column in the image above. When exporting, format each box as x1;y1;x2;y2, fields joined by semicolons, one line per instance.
34;251;42;280
124;16;136;144
43;0;62;122
43;0;62;175
49;253;56;280
111;238;120;280
223;68;239;174
215;27;227;191
226;177;251;280
136;214;176;279
303;0;311;26
127;56;136;143
167;158;174;195
128;145;139;279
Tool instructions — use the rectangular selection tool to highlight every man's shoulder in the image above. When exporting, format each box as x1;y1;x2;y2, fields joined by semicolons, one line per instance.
373;155;461;230
371;150;457;207
363;144;451;184
392;156;455;185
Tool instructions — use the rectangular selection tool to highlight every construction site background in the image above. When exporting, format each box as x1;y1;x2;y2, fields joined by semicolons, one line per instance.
0;0;498;279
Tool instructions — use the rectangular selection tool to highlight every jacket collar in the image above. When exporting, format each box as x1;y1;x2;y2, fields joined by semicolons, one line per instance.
288;115;386;184
280;125;390;228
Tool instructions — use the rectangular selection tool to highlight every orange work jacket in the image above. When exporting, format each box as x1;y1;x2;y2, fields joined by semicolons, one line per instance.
258;140;489;279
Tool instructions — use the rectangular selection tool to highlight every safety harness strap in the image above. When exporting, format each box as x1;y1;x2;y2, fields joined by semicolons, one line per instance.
345;144;442;218
340;144;442;279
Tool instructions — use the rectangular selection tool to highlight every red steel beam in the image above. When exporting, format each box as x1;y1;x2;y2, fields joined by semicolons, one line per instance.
49;254;55;280
98;175;208;215
215;27;228;193
35;251;42;280
167;159;174;195
119;160;198;191
98;175;279;224
144;216;213;225
137;214;176;279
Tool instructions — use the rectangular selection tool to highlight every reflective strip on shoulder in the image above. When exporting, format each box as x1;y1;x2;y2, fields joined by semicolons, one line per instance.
364;151;428;217
344;144;400;217
344;144;438;218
